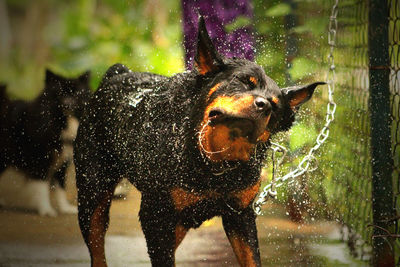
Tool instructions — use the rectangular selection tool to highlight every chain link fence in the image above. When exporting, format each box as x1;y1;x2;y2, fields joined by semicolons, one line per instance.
307;0;400;263
389;0;400;264
327;0;373;258
254;0;399;263
260;0;400;264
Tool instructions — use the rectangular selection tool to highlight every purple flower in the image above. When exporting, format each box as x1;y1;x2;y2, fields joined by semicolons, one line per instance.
182;0;255;69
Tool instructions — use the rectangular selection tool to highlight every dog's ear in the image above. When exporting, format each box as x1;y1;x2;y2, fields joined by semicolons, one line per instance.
45;69;63;82
283;82;325;109
194;16;224;75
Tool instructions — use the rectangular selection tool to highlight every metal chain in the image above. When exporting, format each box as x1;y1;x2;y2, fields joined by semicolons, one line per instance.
253;0;339;215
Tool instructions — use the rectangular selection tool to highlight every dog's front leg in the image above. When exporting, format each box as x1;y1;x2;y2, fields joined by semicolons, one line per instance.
139;192;183;267
222;206;261;267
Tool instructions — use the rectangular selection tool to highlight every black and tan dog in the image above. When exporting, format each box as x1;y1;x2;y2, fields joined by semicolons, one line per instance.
0;71;90;216
74;17;324;266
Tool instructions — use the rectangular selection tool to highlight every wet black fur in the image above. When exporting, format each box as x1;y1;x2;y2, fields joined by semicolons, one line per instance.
75;17;324;266
0;70;91;187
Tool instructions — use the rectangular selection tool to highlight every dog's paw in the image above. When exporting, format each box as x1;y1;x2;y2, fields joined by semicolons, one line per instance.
59;204;78;214
38;205;57;217
25;180;58;216
113;179;131;199
55;186;77;214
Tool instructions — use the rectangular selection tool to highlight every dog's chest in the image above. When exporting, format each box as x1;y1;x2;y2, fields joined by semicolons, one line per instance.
169;182;260;228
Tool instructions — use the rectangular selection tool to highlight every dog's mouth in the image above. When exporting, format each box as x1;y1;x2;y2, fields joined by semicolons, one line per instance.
198;107;271;162
207;108;270;144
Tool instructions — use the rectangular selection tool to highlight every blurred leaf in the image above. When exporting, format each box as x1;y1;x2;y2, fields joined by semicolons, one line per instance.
288;57;317;80
265;3;291;17
289;123;317;151
255;21;273;34
225;16;252;33
292;17;328;37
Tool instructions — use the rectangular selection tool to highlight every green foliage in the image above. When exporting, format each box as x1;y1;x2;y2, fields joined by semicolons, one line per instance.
225;15;252;33
51;0;184;86
1;0;184;98
253;0;288;86
265;3;291;17
288;57;317;80
292;17;328;37
289;123;318;151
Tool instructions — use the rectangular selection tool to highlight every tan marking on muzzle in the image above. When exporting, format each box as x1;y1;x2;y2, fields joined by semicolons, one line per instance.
201;124;255;161
198;95;272;161
204;95;254;118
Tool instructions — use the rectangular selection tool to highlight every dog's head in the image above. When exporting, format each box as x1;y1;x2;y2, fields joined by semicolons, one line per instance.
45;69;91;119
193;17;324;162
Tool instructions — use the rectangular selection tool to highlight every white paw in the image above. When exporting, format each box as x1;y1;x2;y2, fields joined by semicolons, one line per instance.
113;179;131;198
38;205;57;217
55;186;77;214
26;180;57;217
59;203;78;214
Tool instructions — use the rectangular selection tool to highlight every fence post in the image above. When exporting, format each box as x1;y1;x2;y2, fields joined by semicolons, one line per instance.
368;0;395;266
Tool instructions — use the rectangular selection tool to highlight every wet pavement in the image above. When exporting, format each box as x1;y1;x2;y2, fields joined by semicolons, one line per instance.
0;171;364;266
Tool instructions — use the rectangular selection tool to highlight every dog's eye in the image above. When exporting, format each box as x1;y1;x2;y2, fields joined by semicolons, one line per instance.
239;76;257;90
248;76;257;87
269;96;279;111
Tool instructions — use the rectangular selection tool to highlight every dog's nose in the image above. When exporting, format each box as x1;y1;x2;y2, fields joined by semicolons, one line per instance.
254;97;271;112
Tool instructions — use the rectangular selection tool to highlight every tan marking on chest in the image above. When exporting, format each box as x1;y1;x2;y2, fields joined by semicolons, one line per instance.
171;188;219;211
232;181;261;209
256;130;270;143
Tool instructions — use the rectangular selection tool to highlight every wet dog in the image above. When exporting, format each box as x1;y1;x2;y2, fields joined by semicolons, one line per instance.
74;17;324;266
0;70;90;216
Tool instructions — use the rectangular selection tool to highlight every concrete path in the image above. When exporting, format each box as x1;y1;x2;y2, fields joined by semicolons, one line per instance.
0;171;360;266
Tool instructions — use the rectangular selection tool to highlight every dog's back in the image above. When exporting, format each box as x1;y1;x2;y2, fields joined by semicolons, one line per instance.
75;64;172;189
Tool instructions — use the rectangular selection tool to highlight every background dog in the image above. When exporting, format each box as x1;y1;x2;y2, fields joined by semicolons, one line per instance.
0;70;90;216
75;17;324;266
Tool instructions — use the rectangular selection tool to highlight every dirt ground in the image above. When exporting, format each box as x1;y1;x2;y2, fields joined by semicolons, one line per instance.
0;169;363;267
